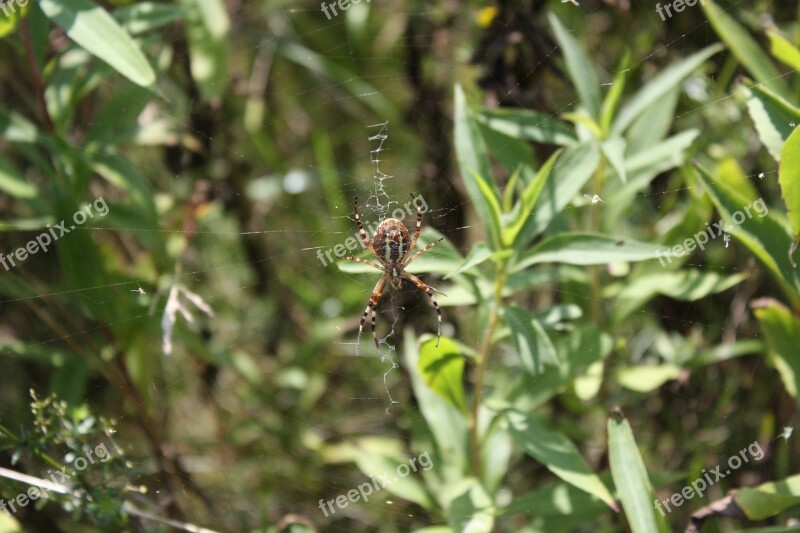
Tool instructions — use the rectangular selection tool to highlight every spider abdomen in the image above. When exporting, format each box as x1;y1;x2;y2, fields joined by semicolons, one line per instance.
373;219;410;265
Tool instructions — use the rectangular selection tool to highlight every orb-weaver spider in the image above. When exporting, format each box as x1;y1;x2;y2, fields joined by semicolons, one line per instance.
343;195;443;352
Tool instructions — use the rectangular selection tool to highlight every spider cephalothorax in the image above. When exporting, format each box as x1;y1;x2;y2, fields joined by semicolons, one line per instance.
343;195;443;352
373;219;410;290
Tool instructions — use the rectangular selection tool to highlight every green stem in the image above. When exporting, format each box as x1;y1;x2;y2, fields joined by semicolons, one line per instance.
469;259;507;478
589;157;607;323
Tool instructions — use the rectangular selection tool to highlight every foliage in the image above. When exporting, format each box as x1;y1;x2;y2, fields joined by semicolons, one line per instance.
0;0;798;531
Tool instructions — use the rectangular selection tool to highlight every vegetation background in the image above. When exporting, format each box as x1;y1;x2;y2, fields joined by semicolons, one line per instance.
0;0;799;531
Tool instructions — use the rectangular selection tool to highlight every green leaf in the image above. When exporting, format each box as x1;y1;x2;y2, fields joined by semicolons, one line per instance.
0;155;36;198
418;337;466;412
500;480;608;527
701;0;791;100
350;439;435;510
612;44;722;136
753;301;800;400
779;126;800;240
0;108;44;144
694;164;800;294
469;169;503;251
615;365;681;393
113;3;187;36
548;13;600;118
626;86;680;156
504;306;559;374
768;30;800;71
514;233;663;272
607;410;669;533
601;137;627;184
504;150;561;248
506;409;617;510
600;53;629;135
447;478;495;533
455;85;501;250
610;270;748;321
734;474;800;520
446;242;492;279
181;0;229;101
39;0;156;88
743;82;800;162
515;143;599;247
475;107;576;146
403;330;469;481
624;130;699;174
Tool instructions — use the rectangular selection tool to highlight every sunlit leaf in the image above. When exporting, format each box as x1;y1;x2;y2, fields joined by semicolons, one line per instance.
506;409;617;510
608;409;669;532
418;337;466;412
39;0;156;88
779;126;800;240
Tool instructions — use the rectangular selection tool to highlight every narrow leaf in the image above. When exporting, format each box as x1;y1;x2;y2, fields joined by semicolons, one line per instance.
548;13;601;118
779;126;800;240
701;0;790;100
455;85;501;249
514;233;663;272
39;0;156;88
753;301;800;400
608;409;669;532
506;409;617;510
504;306;559;374
613;44;722;136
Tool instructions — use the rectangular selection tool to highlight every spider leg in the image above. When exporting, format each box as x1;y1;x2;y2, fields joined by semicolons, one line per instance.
405;193;423;256
358;275;387;353
401;271;442;347
402;237;444;268
354;197;379;258
341;256;384;271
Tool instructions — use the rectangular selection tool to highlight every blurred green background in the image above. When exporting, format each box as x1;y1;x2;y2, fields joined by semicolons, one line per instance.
0;0;799;531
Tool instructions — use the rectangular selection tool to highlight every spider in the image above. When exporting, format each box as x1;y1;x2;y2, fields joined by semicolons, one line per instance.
343;195;444;352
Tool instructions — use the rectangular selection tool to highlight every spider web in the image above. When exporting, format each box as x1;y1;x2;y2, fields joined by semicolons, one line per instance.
0;0;795;530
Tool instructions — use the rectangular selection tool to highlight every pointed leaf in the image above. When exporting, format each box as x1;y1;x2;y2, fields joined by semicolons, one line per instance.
753;301;800;400
475;107;576;146
455;85;501;249
602;137;627;183
506;409;617;510
608;409;669;532
744;82;800;162
612;44;722;136
504;306;559;374
514;233;663;272
779;126;800;239
516;143;599;247
39;0;156;88
549;13;601;118
768;30;800;71
418;337;466;412
701;0;790;100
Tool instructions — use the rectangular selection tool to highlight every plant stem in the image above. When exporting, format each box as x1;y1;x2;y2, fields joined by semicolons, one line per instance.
20;18;54;132
469;259;507;478
589;156;607;323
